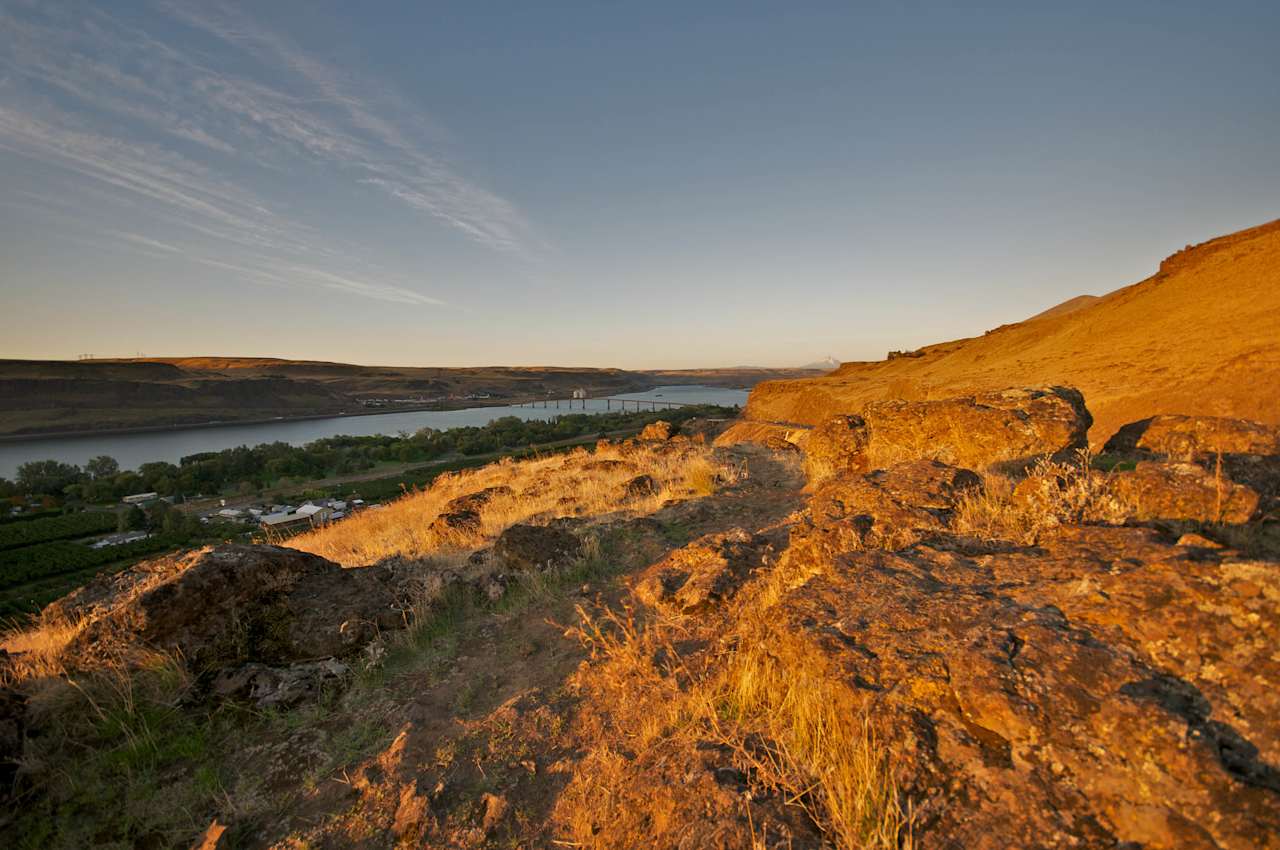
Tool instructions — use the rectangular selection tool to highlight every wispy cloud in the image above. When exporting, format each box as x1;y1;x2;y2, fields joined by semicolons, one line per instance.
160;0;535;255
0;1;538;307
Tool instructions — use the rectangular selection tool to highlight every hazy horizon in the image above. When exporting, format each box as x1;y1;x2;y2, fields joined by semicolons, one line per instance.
3;1;1278;369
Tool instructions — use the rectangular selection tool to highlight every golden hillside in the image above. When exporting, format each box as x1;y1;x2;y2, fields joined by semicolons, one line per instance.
745;219;1280;444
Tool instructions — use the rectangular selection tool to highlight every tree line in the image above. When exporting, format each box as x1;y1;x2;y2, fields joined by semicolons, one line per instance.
0;406;732;504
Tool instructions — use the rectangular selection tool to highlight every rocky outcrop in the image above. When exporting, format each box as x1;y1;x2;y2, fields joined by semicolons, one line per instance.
617;392;1280;847
1108;460;1261;524
638;420;674;441
805;387;1091;481
804;414;870;479
766;526;1280;848
714;420;809;451
795;460;981;556
59;545;404;671
1104;414;1280;515
632;528;772;614
491;524;582;572
1105;414;1280;460
676;418;729;441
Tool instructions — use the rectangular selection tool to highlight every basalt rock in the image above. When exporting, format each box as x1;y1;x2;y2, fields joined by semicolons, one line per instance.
446;486;515;512
491;524;582;572
211;658;350;709
677;418;728;441
796;460;982;555
59;545;403;672
1105;414;1280;460
623;474;657;498
638;420;674;441
431;486;515;537
632;528;772;614
429;507;482;537
1108;460;1260;524
764;524;1280;849
805;387;1091;481
1103;415;1280;514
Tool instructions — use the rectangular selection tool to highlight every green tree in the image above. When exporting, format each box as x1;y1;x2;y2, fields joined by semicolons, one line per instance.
17;460;82;496
117;505;146;532
86;455;120;480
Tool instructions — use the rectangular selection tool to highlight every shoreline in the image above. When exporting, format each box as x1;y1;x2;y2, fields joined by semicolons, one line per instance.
0;402;512;444
0;382;749;443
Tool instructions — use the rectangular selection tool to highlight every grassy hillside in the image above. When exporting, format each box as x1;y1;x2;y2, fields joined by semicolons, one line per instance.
744;218;1280;444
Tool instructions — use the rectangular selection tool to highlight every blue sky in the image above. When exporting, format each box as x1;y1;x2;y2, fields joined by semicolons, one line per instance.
2;1;1277;368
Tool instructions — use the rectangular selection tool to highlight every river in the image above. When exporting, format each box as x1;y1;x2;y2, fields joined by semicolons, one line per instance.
0;385;747;478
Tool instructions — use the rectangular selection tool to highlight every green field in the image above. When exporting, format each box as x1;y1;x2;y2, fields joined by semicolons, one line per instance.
0;511;117;551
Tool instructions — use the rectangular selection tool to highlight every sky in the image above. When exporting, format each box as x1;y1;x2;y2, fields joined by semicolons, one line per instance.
1;1;1278;369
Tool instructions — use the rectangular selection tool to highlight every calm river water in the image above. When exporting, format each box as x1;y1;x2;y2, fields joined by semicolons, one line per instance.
0;385;747;478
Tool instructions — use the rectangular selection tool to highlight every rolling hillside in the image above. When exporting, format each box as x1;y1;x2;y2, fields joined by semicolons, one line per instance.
744;218;1280;444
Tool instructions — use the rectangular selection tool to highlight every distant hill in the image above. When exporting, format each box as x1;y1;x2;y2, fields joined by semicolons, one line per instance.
1025;294;1102;322
0;358;816;438
744;218;1280;444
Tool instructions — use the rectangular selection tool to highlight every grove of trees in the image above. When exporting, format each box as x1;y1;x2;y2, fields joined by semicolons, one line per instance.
1;406;733;504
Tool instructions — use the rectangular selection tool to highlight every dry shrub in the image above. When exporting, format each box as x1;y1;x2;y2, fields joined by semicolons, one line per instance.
684;457;719;497
291;441;734;567
954;450;1130;545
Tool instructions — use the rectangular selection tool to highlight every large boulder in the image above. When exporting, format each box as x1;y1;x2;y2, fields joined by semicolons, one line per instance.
491;524;582;572
1105;414;1280;460
632;528;772;614
798;460;982;554
59;545;404;671
766;525;1280;849
805;387;1091;481
1108;461;1260;524
638;420;674;441
804;415;870;480
1103;415;1280;515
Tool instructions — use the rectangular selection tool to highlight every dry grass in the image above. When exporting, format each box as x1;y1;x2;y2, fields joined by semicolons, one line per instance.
291;441;733;566
0;618;80;686
953;450;1131;545
718;631;911;849
560;546;912;850
1;440;730;693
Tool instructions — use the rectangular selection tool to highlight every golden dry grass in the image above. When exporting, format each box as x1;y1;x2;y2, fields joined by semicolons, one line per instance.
0;617;80;686
952;451;1131;545
560;543;913;850
290;440;734;566
1;440;732;690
